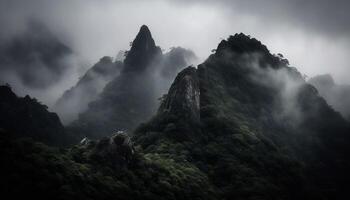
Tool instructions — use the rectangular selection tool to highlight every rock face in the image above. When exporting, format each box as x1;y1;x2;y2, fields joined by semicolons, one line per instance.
54;57;123;124
75;131;134;168
158;66;200;122
87;131;134;167
70;25;196;139
0;85;68;146
309;74;350;120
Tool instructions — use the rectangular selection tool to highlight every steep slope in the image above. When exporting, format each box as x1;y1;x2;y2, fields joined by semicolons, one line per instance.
70;25;196;139
309;74;350;120
54;56;123;124
0;85;69;146
134;33;350;199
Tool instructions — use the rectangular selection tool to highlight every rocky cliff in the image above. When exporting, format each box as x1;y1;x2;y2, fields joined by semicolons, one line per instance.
158;66;200;121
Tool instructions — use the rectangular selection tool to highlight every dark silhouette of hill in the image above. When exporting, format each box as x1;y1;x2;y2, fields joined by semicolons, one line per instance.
0;85;69;146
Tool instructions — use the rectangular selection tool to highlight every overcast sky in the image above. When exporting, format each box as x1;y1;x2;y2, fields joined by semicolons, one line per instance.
0;0;349;105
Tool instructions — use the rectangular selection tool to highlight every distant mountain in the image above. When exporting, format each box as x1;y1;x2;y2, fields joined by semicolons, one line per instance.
0;85;69;146
54;56;123;124
309;74;350;120
69;25;196;139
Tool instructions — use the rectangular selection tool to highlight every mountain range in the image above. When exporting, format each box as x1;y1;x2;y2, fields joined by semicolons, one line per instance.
0;26;349;200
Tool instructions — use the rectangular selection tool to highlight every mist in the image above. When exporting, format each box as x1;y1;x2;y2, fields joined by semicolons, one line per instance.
0;20;82;106
246;53;306;126
0;0;349;118
309;74;350;120
53;56;123;124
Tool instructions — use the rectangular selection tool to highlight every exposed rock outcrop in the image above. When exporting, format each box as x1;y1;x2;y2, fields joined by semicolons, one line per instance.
158;66;200;122
79;131;134;168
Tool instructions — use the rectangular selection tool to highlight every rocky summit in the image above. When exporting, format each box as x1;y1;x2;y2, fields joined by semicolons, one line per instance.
69;25;196;139
123;25;162;72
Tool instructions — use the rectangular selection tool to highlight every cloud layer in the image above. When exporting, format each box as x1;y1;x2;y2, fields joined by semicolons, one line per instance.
0;20;73;88
0;0;349;107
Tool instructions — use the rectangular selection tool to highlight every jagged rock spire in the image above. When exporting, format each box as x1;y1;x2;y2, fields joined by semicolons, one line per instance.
123;25;162;72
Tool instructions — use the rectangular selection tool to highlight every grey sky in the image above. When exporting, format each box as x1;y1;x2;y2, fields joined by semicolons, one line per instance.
0;0;349;105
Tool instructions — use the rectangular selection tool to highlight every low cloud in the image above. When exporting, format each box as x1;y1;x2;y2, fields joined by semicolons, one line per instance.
228;52;307;126
309;74;350;120
0;20;73;89
53;56;123;124
0;0;349;110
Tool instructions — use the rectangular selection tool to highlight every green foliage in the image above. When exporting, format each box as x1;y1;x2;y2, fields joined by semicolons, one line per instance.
0;130;217;200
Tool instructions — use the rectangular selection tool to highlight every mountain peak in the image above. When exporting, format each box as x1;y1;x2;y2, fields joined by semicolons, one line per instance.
216;33;270;55
214;33;287;69
139;24;151;35
135;25;153;44
123;25;161;72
